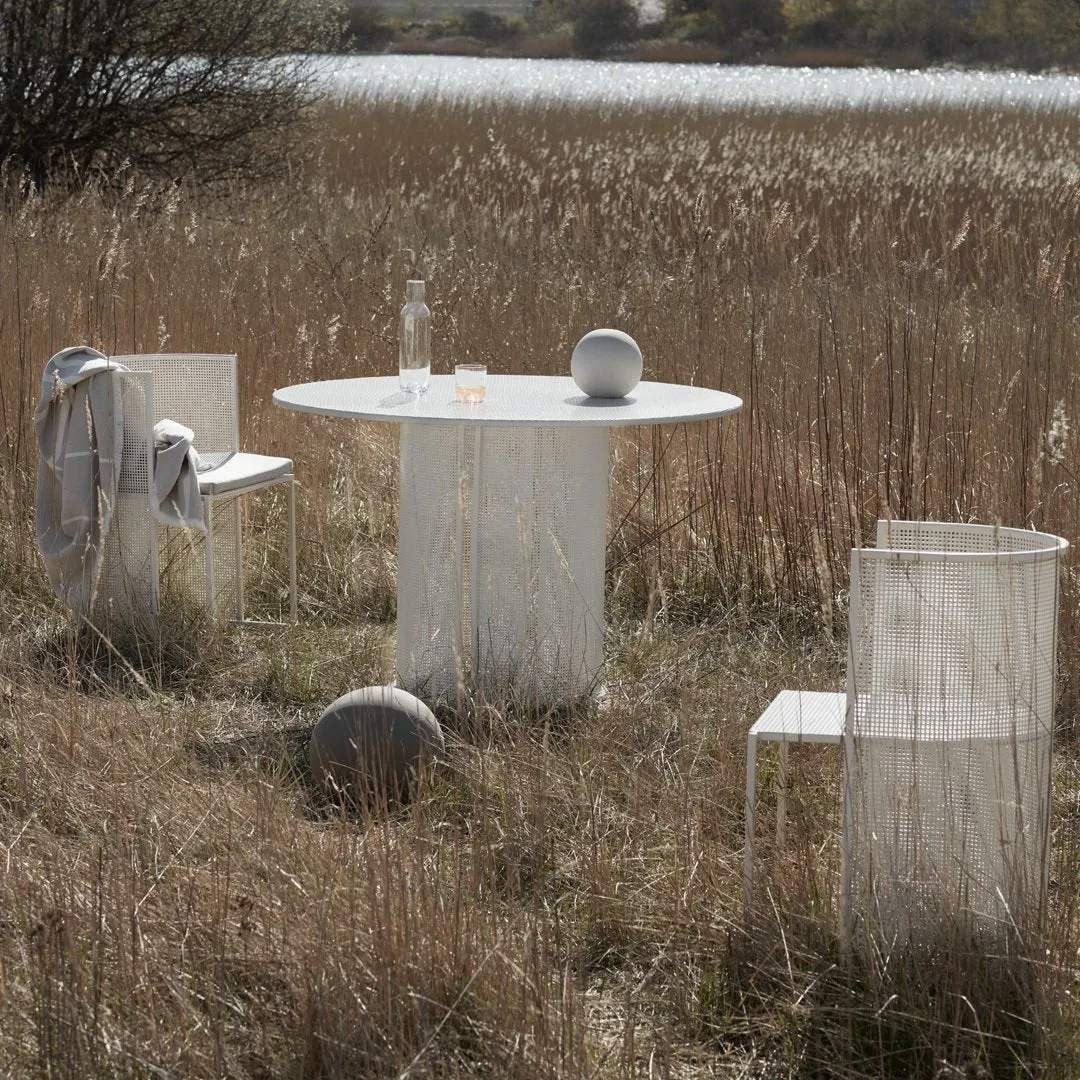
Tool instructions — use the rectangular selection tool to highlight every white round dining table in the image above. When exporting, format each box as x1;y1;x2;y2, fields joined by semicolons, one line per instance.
274;374;742;705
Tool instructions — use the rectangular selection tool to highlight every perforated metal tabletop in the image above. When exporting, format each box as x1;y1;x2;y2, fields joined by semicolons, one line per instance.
273;374;742;428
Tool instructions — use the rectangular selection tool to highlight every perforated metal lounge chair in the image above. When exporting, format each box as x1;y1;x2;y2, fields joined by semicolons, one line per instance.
744;520;1066;949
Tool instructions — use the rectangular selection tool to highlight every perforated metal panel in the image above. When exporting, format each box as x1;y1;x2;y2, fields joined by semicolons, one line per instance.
396;424;467;701
157;496;242;617
875;518;1056;555
112;353;239;455
98;371;159;626
396;423;608;705
843;523;1065;945
112;354;243;618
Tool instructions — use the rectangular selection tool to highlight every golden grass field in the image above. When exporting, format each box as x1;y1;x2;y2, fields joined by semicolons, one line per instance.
3;96;1080;1077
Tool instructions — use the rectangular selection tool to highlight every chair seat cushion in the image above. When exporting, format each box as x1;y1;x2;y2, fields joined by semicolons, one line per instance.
197;452;293;496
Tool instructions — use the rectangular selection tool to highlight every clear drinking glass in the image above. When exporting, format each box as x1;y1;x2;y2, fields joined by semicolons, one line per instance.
454;363;487;404
399;280;431;393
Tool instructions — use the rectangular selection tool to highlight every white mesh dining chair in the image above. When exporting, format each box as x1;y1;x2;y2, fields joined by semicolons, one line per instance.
744;521;1067;949
101;354;296;625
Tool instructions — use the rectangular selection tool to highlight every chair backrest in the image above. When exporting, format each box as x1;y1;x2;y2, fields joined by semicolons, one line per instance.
111;353;240;458
875;517;1059;555
843;523;1066;946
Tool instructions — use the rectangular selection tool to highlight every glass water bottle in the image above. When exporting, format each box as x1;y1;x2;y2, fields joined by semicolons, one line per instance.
399;279;431;393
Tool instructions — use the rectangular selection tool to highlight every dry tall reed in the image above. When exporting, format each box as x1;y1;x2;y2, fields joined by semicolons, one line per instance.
1;97;1079;1076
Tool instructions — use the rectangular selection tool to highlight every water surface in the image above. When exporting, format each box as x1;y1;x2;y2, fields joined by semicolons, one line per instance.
324;53;1080;112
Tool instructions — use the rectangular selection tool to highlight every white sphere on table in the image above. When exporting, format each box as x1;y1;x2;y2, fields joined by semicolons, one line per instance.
571;329;643;398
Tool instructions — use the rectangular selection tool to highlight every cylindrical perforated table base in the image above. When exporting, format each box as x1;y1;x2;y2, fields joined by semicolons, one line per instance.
396;423;609;704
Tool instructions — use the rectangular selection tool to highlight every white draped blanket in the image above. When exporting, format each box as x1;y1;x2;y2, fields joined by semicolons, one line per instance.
151;418;207;534
36;349;209;617
34;347;123;616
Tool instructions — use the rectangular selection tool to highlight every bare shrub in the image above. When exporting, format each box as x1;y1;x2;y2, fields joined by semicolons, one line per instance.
0;0;340;188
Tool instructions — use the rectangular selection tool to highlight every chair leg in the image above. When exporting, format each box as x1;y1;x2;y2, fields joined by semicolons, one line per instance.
776;740;789;854
839;735;854;955
744;731;759;915
203;494;216;619
287;477;297;624
233;497;244;623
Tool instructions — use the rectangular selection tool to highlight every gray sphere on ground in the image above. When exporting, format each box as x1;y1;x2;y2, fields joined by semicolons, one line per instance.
309;686;445;804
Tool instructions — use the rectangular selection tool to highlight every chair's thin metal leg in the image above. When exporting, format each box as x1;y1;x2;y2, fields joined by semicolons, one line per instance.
287;477;297;624
839;733;854;956
744;732;758;917
233;497;244;623
777;739;789;855
203;494;216;620
149;518;161;618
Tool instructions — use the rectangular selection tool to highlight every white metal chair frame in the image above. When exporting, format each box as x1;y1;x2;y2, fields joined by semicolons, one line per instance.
744;520;1066;947
107;354;297;625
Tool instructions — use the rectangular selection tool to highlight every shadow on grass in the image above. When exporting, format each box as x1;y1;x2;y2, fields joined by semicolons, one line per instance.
185;720;334;820
426;683;605;749
27;600;225;697
187;719;449;826
718;922;1070;1079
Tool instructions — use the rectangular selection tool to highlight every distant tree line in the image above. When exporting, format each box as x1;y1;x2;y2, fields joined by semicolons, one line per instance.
344;0;1080;67
665;0;1080;65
